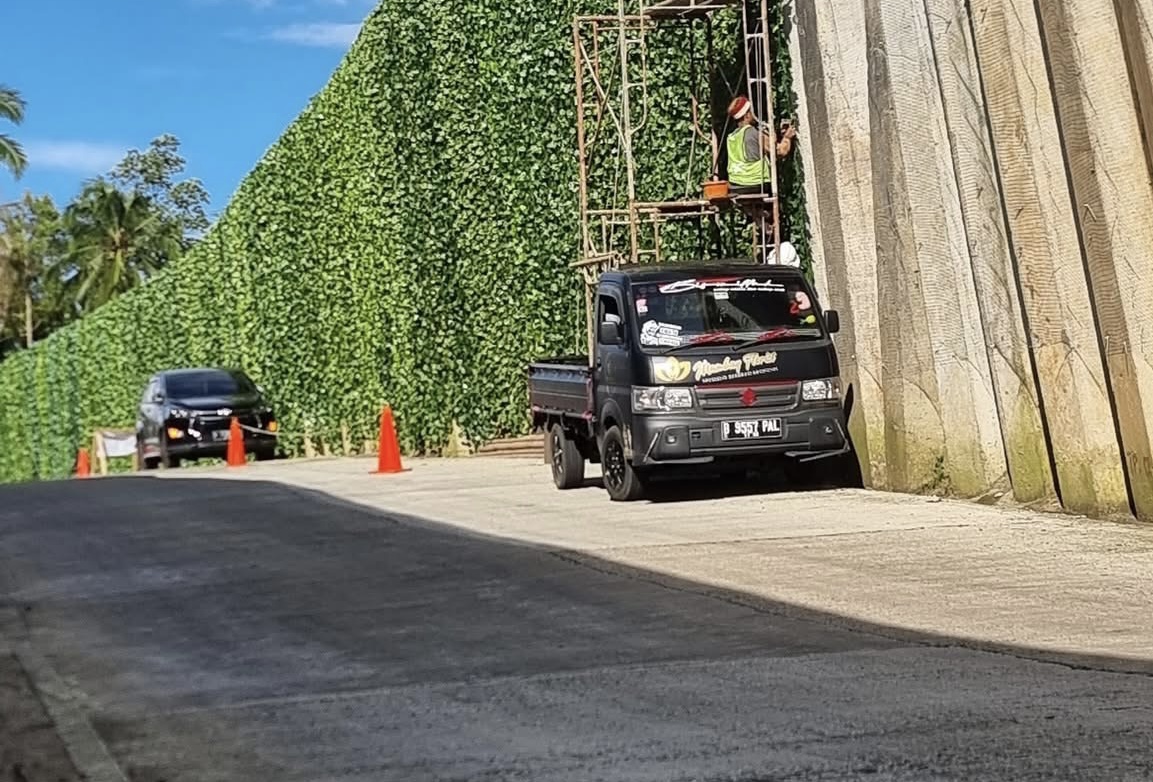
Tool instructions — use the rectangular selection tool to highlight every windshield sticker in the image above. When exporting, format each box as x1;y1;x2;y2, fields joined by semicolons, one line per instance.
640;320;683;347
658;277;786;295
635;298;648;315
652;351;780;384
790;291;817;325
714;290;729;300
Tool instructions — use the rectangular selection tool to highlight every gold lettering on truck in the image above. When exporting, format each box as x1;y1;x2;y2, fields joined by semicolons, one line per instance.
690;351;778;382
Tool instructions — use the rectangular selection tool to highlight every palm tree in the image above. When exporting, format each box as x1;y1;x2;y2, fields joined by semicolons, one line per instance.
0;194;62;348
63;180;182;312
0;85;27;179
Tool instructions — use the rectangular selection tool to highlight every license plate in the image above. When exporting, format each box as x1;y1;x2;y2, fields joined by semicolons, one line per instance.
212;430;230;442
722;418;782;440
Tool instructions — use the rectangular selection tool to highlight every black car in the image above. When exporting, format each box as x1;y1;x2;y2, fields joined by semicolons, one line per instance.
136;368;280;469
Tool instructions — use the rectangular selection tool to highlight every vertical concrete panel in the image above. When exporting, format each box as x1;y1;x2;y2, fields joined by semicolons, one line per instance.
863;0;1007;495
1122;2;1153;176
865;0;946;493
1035;0;1153;519
969;0;1129;516
923;0;1056;503
786;5;828;299
793;0;888;488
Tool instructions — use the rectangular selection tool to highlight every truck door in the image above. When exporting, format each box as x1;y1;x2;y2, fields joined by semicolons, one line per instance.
594;285;632;436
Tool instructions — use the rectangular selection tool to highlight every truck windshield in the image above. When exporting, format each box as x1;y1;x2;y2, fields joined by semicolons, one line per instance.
632;275;823;352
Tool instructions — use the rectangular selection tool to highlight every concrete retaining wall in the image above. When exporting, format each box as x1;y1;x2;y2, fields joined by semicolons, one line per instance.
791;0;1153;519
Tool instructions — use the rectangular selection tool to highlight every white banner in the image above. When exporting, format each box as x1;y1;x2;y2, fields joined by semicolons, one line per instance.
98;431;137;459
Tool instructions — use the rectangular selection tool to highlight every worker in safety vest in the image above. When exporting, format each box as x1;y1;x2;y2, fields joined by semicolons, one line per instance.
725;95;796;190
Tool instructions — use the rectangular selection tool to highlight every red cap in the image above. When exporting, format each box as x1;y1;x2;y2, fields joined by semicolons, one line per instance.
728;96;752;120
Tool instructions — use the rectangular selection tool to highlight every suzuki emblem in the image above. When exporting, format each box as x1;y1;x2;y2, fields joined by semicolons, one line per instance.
739;388;757;407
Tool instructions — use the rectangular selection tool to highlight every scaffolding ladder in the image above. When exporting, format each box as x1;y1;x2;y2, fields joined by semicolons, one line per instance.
572;0;785;349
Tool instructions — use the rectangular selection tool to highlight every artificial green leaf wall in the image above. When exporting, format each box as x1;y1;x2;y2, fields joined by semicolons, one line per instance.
0;0;806;482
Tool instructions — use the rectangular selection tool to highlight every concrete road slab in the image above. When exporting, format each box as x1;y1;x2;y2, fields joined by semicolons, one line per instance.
209;456;1153;665
2;462;1153;779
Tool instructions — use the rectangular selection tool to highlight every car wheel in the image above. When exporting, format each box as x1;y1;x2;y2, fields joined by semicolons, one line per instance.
255;447;276;462
138;441;159;471
600;425;647;502
160;439;181;470
786;452;862;490
547;423;584;490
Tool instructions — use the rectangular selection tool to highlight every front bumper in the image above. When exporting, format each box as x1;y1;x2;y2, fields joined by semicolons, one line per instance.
163;411;278;459
630;405;848;466
166;431;278;459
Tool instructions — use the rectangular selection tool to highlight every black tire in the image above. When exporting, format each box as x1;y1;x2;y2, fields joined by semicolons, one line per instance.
160;439;181;470
600;425;647;502
138;442;159;471
255;447;276;462
822;451;864;489
786;452;861;490
547;423;584;490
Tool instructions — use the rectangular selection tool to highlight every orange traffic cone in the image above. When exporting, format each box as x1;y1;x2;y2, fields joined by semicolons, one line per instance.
75;448;91;479
226;417;246;467
372;405;404;474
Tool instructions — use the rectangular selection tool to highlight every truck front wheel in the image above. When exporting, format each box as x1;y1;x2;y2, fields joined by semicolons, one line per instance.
600;425;647;502
547;423;585;490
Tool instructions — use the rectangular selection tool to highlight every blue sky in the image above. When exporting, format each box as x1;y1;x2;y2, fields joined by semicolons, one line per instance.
0;0;374;214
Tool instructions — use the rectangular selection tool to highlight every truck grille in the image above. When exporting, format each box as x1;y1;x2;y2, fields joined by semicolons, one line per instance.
696;381;799;413
192;413;261;433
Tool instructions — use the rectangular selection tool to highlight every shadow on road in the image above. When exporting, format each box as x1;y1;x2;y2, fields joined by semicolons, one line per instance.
571;457;864;503
0;475;1150;781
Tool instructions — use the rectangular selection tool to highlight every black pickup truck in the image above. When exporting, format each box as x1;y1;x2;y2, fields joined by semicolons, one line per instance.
528;262;855;501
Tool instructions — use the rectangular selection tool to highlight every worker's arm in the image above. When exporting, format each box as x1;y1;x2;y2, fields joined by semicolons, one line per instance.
756;122;796;159
776;122;797;158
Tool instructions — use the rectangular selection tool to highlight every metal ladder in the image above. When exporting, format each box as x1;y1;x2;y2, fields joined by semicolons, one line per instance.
739;0;781;263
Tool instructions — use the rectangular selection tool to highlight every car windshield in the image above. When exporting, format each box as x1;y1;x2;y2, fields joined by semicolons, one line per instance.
166;371;255;399
632;274;824;351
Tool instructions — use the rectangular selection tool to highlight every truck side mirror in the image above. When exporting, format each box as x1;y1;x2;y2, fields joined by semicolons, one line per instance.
825;310;841;335
599;318;623;345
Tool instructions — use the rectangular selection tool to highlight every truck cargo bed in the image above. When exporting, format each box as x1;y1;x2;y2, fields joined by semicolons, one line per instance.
528;356;592;419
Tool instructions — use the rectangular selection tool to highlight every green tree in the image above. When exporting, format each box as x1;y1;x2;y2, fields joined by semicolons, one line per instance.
62;180;182;313
109;134;210;244
0;85;27;179
0;194;64;351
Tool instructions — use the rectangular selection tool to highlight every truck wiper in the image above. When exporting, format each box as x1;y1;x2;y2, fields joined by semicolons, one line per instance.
656;331;734;354
733;328;797;351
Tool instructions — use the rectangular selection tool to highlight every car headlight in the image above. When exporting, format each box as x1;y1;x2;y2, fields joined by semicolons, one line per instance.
168;408;192;419
802;378;841;402
632;386;695;412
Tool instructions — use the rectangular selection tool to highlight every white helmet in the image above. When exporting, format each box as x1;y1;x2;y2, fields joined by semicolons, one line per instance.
768;240;800;267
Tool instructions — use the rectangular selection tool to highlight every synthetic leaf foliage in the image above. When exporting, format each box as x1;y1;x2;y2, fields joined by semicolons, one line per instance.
0;0;806;482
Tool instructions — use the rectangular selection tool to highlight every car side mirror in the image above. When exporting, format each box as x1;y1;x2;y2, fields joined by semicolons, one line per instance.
599;320;623;346
825;310;841;335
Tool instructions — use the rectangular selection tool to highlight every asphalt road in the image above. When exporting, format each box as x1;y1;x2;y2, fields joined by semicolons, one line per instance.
2;473;1153;781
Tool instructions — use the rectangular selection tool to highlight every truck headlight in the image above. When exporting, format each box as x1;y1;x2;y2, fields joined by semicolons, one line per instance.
802;378;841;402
632;386;695;412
